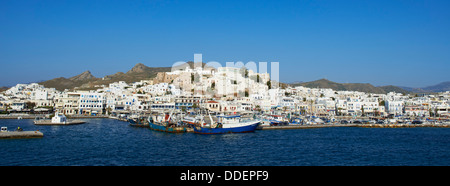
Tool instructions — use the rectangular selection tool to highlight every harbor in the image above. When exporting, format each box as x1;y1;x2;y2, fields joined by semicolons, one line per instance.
1;118;449;166
126;114;450;133
128;122;450;132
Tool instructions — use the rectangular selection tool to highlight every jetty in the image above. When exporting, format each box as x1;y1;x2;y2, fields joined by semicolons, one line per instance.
258;123;450;130
34;120;86;125
0;131;44;139
34;112;86;125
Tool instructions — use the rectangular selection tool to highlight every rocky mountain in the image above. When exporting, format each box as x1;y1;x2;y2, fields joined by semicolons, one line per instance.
69;71;96;82
0;87;9;92
39;63;171;91
39;71;99;91
36;62;219;91
290;79;411;95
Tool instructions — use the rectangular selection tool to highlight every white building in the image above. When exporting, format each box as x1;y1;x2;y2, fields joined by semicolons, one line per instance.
385;100;404;116
79;92;106;115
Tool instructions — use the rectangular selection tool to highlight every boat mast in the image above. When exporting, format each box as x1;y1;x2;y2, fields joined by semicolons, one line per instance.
167;107;175;123
208;110;214;128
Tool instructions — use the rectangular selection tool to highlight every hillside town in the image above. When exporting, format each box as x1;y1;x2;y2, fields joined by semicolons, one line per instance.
1;64;449;122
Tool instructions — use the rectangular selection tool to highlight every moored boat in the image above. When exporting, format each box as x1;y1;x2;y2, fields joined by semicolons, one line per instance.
193;115;260;134
147;116;186;133
289;117;303;125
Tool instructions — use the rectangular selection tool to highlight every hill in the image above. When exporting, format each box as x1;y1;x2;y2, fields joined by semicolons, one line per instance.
400;81;450;93
99;63;171;85
422;81;450;92
37;62;215;91
39;71;99;91
39;64;172;91
291;79;411;94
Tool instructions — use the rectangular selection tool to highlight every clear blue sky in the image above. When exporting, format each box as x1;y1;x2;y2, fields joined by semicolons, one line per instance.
1;0;449;87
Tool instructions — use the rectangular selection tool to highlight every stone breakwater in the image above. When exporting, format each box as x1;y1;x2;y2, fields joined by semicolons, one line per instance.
0;131;44;139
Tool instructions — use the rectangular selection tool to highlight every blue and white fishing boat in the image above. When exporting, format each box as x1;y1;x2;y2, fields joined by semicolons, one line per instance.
267;115;288;126
193;115;260;134
147;116;186;133
289;117;303;125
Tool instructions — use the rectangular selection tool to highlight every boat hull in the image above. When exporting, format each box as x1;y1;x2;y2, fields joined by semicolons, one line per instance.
193;121;260;134
148;122;186;133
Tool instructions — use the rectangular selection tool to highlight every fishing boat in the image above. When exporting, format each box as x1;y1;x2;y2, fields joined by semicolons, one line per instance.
182;115;206;126
289;117;303;125
128;116;149;128
147;116;186;133
267;115;288;126
147;110;187;133
193;115;260;134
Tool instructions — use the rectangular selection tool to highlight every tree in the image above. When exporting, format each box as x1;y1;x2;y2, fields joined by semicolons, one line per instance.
25;102;36;109
105;107;112;115
211;82;215;89
267;80;271;89
245;91;249;97
192;103;199;110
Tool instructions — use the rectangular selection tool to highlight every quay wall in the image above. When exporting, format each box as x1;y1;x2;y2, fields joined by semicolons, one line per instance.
356;123;450;128
257;124;357;130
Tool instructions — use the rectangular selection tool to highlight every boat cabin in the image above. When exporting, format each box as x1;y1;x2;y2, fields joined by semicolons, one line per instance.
217;115;241;124
269;115;285;121
290;118;302;124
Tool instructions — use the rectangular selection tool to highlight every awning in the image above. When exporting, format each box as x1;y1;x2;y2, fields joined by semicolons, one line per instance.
34;108;50;112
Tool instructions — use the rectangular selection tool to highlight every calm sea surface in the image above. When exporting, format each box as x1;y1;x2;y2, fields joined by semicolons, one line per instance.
1;118;449;166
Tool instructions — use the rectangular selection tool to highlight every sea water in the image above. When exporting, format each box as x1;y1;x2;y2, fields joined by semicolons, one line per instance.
1;119;449;166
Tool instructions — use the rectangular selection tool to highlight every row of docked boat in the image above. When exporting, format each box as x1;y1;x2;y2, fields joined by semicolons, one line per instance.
128;110;340;134
259;114;334;126
129;110;261;134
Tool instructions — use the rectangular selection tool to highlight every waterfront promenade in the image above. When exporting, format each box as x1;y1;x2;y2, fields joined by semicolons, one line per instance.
2;114;449;130
0;114;109;119
128;122;450;132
